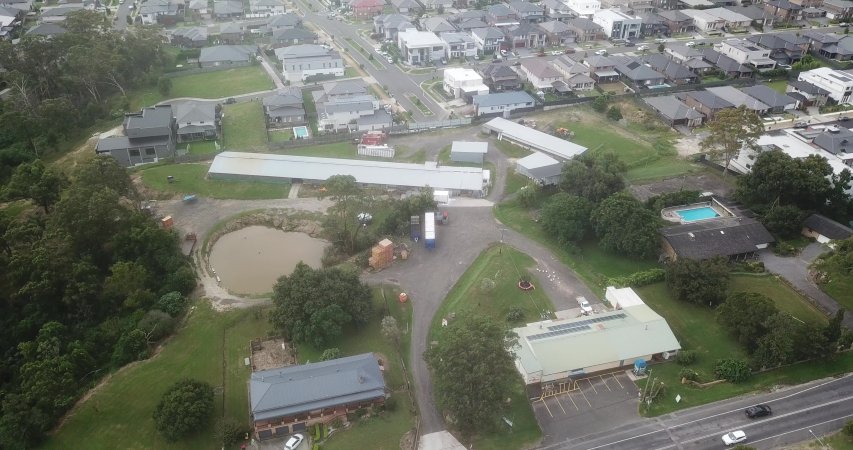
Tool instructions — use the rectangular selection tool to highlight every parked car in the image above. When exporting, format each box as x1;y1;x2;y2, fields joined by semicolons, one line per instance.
625;42;635;47
500;49;508;56
794;121;809;128
594;49;608;56
745;404;772;418
564;48;575;54
576;296;593;315
637;45;649;51
284;433;304;450
685;41;696;47
722;430;747;446
550;50;562;56
225;97;237;104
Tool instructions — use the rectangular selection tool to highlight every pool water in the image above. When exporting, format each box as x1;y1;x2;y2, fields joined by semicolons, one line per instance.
293;126;309;139
676;206;720;222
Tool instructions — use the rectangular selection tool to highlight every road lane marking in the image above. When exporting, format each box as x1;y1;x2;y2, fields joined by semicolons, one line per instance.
747;413;853;446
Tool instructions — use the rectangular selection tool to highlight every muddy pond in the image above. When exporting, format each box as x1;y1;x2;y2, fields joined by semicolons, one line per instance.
209;226;328;295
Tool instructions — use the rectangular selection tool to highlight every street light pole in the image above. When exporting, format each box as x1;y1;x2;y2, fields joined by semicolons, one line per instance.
809;429;827;449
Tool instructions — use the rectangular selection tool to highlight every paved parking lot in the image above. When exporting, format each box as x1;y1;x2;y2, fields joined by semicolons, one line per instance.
533;371;641;447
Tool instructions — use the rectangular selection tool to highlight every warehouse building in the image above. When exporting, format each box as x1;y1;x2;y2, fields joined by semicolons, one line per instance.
516;152;564;185
481;117;587;161
450;141;488;164
512;287;680;397
208;151;490;196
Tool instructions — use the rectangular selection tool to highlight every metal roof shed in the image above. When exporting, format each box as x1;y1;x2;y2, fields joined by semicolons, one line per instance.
450;141;488;164
482;117;587;161
516;152;563;185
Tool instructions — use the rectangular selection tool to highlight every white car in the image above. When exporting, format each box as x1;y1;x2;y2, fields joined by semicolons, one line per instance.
637;45;649;51
284;433;304;450
576;296;593;315
685;41;696;47
722;430;747;446
500;49;508;56
594;49;608;56
550;50;562;56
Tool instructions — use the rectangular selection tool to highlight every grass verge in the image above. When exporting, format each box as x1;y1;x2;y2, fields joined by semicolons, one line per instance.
222;102;267;150
127;66;274;110
140;163;291;199
504;167;529;197
406;95;433;116
729;275;827;325
493;140;533;159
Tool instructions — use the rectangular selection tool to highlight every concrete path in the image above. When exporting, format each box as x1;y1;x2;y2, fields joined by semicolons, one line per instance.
758;243;853;329
258;53;286;90
288;182;301;199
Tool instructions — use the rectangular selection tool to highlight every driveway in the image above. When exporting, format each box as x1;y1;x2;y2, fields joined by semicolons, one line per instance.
758;243;853;329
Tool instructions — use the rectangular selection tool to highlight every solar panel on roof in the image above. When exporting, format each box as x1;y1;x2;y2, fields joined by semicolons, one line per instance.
546;313;627;331
528;325;591;341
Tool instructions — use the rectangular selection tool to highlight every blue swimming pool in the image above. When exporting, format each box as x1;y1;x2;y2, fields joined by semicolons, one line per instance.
293;126;310;139
676;206;720;222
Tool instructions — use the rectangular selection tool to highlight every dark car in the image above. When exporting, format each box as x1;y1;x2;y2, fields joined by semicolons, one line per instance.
225;97;237;104
745;404;772;418
625;42;635;47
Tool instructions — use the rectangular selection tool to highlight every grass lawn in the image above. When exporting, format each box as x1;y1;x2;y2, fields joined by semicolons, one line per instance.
557;121;660;167
428;245;545;450
625;158;703;182
222;102;267;150
269;129;294;143
494;140;533;159
276;142;357;159
183;140;219;155
504;168;529;197
127;66;274;109
766;79;789;93
729;275;828;325
43;302;269;450
140;163;291;199
407;95;433;116
823;276;853;312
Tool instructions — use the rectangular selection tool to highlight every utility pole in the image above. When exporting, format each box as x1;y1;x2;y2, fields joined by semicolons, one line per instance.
640;368;653;406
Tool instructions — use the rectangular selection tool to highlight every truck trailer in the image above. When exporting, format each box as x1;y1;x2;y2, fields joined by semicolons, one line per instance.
424;212;436;249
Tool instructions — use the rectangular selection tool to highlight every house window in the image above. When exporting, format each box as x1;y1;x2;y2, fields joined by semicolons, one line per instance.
145;148;156;156
129;149;140;157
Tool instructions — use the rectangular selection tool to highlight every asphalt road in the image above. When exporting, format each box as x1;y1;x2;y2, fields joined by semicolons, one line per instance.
112;0;131;30
539;374;853;450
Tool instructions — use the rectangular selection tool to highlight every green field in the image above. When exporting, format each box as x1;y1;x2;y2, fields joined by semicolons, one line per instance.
128;66;274;109
140;163;291;199
823;276;853;312
222;102;267;150
428;245;544;450
494;140;533;159
43;302;268;450
504;167;529;197
729;275;828;325
269;129;294;142
183;140;219;155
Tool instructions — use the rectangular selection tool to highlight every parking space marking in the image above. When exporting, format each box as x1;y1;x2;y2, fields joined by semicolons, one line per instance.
587;378;598;394
578;385;593;407
599;375;612;392
540;399;553;418
566;391;579;411
611;372;624;389
552;395;568;415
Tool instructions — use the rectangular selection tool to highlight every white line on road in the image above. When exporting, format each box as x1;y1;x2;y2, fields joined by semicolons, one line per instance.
747;413;853;446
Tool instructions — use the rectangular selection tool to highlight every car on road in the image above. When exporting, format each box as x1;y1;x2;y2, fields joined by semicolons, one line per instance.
685;41;696;47
550;50;562;56
624;42;635;47
745;404;772;418
576;296;593;315
594;49;608;56
500;49;508;56
794;121;809;128
564;48;575;54
284;433;304;450
637;45;649;51
225;97;236;104
722;430;747;446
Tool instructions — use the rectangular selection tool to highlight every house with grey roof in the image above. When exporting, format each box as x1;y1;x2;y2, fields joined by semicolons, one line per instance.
422;16;456;33
276;44;344;82
616;59;666;88
95;105;176;167
802;213;853;245
457;17;488;31
249;0;285;15
391;0;421;13
213;0;243;19
263;88;306;127
747;32;809;65
541;0;573;22
218;22;244;43
311;79;384;132
814;35;853;61
812;126;853;158
643;53;698;85
661;216;774;261
702;48;753;79
786;80;829;107
705;86;769;114
471;26;505;54
656;9;694;34
486;3;518;25
440;31;477;59
684;90;733;120
643;95;704;127
480;63;523;91
25;22;65;37
373;13;415;40
199;45;256;67
740;85;797;113
509;0;545;23
171;26;209;48
505;22;545;48
473;91;536;117
187;0;208;17
520;58;564;91
250;353;386;441
272;27;317;47
268;12;301;29
823;0;853;20
538;20;574;46
175;101;217;143
38;4;82;23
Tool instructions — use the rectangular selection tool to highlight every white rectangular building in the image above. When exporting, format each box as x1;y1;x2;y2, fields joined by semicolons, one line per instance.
482;117;587;160
450;141;488;164
397;29;446;65
566;0;600;18
593;9;641;40
798;67;853;104
516;152;563;185
275;44;344;81
443;68;489;99
719;39;776;71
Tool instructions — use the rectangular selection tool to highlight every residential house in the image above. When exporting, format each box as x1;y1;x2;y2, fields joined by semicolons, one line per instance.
351;0;385;18
213;0;243;19
593;9;641;39
723;5;766;23
443;67;490;99
584;54;631;82
656;10;694;34
276;44;345;81
643;53;699;84
566;0;600;19
170;26;209;48
440;32;478;59
174;101;217;143
665;44;714;74
616;59;666;88
312;79;385;132
552;54;593;79
812;126;853;164
802;213;853;245
719;39;777;71
480;63;523;91
218;22;244;44
509;0;546;23
516;152;564;186
790;0;823;7
486;4;519;26
95;105;176;167
538;20;574;46
542;0;573;22
374;14;415;40
0;0;32;14
763;0;803;23
451;9;486;23
660;216;774;261
422;16;456;34
638;13;669;37
747;33;809;64
684;90;734;119
566;17;604;42
643;95;705;127
702;48;754;78
199;45;256;68
25;22;66;37
472;90;536;116
421;0;452;10
560;72;596;91
505;22;545;49
471;27;505;54
0;5;21;38
249;0;285;16
681;9;725;33
822;0;853;20
519;58;564;91
813;34;853;61
457;18;489;31
786;80;830;107
272;27;318;47
250;354;386;441
391;0;421;14
741;85;798;112
187;0;208;18
705;7;752;30
268;12;301;29
397;29;445;65
38;4;82;23
263;88;306;127
705;85;769;113
613;0;655;15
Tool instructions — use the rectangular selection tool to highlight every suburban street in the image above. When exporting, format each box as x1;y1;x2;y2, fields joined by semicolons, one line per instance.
540;374;853;450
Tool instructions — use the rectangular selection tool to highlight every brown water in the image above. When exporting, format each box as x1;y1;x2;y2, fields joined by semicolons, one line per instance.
209;226;328;295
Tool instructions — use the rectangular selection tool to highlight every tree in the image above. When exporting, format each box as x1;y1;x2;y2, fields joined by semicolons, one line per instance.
559;152;627;203
824;310;845;354
657;43;665;53
540;193;593;246
713;358;751;382
153;379;214;441
321;175;368;254
425;315;518;435
645;190;701;212
762;204;805;238
716;292;778;352
590;193;660;258
74;156;135;199
606;105;623;121
665;257;730;306
792;55;820;71
157;291;187;317
752;313;827;368
700;106;764;175
380;315;401;347
4;159;67;213
111;329;149;367
320;348;341;361
517;181;539;208
269;263;373;347
592;94;609;113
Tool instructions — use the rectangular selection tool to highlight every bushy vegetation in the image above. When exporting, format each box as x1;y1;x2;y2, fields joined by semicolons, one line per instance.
153;379;215;441
665;257;730;306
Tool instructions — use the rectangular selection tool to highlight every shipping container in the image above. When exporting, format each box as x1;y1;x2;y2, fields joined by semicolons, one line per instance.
433;190;450;204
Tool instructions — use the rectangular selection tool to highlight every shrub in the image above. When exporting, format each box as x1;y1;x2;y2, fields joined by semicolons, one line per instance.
679;368;699;382
355;408;368;418
676;350;696;366
110;329;148;367
215;418;249;447
137;310;175;342
153;379;214;441
506;306;524;322
844;419;853;437
384;396;397;412
157;77;172;96
607;268;666;288
773;242;798;256
713;358;751;383
321;348;341;361
606;105;623;121
156;291;187;317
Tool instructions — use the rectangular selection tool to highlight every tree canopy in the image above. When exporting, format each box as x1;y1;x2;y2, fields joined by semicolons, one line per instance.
590;192;660;258
270;263;373;347
665;257;730;306
716;292;778;352
540;193;593;247
559;152;627;204
425;315;519;435
700;106;764;175
153;379;215;441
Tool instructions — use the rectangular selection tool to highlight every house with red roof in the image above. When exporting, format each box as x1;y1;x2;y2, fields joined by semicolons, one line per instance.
351;0;385;18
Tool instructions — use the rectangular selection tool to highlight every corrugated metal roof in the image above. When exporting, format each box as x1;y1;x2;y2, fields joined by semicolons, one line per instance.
517;151;559;170
209;152;486;191
250;353;385;421
483;117;587;161
451;141;488;155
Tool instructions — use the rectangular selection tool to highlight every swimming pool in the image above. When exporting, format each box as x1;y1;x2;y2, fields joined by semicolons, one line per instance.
293;126;310;139
676;206;720;222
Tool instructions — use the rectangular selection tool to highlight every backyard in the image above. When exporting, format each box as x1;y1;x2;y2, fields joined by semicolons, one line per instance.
42;302;268;450
222;102;268;150
126;66;274;110
139;163;291;199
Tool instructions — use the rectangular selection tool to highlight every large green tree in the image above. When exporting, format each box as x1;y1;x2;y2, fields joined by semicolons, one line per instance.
540;193;593;246
4;159;67;213
153;379;215;441
590;192;660;258
700;106;764;175
425;315;519;434
665;257;730;306
716;292;778;352
559;152;627;203
270;263;373;347
321;174;371;254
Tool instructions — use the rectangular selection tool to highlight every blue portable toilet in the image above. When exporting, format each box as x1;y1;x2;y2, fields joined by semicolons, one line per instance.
633;359;647;376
